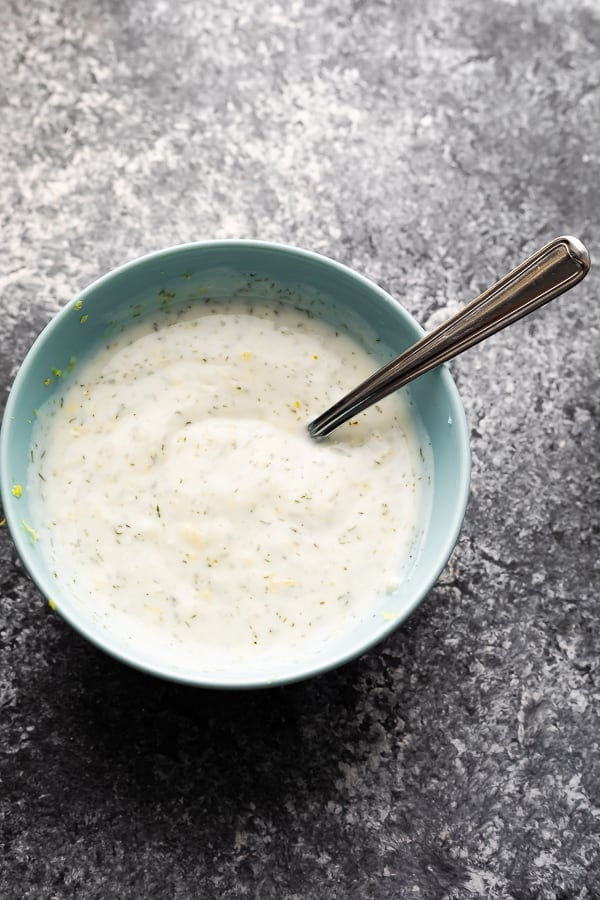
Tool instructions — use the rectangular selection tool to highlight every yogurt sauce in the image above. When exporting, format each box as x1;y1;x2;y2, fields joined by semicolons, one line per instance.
29;298;429;668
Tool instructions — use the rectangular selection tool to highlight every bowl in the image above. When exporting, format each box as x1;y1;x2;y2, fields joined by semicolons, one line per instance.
0;241;470;688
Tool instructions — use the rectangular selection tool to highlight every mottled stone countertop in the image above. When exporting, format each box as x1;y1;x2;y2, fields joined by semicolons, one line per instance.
0;1;598;897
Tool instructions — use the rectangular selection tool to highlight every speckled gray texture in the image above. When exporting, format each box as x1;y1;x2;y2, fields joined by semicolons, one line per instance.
1;0;599;897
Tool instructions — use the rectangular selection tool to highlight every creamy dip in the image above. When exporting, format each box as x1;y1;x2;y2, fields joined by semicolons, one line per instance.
29;298;428;668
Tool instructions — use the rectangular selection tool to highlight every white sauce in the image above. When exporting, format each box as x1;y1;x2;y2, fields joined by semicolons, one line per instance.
29;299;428;669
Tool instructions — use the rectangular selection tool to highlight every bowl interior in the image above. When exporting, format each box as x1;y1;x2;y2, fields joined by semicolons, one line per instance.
0;242;470;687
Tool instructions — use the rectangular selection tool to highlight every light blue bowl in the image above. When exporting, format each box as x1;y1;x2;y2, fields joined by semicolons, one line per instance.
0;241;470;688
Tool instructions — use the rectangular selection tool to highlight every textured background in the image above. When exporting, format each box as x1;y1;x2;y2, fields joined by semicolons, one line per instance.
1;0;599;897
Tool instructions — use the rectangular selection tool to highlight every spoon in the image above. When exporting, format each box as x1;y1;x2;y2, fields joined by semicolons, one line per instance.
307;235;591;440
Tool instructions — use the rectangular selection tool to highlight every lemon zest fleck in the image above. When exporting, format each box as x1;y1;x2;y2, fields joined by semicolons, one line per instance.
183;525;203;548
80;314;88;324
22;519;38;543
11;484;23;498
144;604;164;614
48;599;56;611
0;518;6;527
74;299;83;311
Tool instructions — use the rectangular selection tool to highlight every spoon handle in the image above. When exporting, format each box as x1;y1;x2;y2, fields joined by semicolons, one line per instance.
308;235;590;439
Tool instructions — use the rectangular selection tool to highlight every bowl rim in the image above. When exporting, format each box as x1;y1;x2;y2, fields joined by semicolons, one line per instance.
0;239;471;689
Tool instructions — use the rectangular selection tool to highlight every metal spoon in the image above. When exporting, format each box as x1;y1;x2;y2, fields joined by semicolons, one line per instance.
307;235;591;440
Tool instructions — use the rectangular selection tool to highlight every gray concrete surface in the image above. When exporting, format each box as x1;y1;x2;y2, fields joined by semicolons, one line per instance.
0;0;598;897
